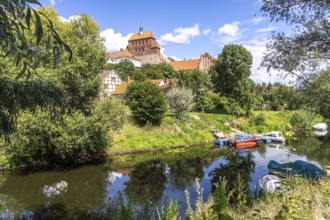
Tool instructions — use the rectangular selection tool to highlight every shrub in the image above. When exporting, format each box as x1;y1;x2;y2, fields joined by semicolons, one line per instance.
251;113;266;126
167;86;194;120
6;110;109;166
93;97;128;131
290;112;309;131
124;81;167;126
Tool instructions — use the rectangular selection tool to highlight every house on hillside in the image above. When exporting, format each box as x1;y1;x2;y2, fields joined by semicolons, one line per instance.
100;70;122;97
112;78;177;100
126;27;166;65
168;52;216;73
108;48;141;68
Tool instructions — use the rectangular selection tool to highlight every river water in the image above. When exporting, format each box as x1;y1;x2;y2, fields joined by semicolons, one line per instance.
0;135;329;219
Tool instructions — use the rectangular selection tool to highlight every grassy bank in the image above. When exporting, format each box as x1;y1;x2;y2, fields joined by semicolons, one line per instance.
108;115;215;154
108;110;324;154
228;177;330;220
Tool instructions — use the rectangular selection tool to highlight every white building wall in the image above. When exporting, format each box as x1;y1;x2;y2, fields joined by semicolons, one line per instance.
102;70;122;96
107;57;141;68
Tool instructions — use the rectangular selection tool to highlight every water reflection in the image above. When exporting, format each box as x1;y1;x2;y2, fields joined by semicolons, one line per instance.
124;160;166;205
0;137;329;219
294;135;330;167
0;164;108;218
209;151;256;205
169;157;204;190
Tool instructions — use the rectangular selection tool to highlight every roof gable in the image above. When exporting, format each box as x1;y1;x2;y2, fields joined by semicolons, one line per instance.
129;32;155;41
168;59;200;71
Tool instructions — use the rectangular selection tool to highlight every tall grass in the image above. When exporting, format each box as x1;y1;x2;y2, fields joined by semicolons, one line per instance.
109;115;213;154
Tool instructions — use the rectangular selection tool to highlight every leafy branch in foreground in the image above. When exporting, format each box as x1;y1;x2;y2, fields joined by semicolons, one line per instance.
260;0;330;85
0;0;72;77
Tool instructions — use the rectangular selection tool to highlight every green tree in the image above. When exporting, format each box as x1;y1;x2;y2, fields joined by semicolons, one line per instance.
177;69;211;112
303;69;330;119
137;63;178;80
54;12;107;114
211;44;254;116
167;87;195;120
124;81;167;126
110;59;135;81
93;97;127;131
0;1;71;138
260;0;329;84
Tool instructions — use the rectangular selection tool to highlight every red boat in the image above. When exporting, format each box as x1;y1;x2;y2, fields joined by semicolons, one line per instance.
230;134;261;149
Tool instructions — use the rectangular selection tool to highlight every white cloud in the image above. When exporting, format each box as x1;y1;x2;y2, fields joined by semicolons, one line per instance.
256;25;278;33
100;29;132;52
250;17;265;25
48;0;55;5
158;24;200;45
241;38;294;84
203;28;211;35
59;15;81;22
214;22;243;46
218;22;240;36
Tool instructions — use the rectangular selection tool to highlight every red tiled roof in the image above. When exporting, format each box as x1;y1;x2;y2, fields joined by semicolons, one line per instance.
168;59;200;71
108;49;141;61
129;32;155;41
112;78;177;95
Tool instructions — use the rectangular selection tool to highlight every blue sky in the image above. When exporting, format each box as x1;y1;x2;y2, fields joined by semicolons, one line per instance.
39;0;293;84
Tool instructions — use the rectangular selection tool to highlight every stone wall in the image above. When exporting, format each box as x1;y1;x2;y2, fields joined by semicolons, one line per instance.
135;54;166;65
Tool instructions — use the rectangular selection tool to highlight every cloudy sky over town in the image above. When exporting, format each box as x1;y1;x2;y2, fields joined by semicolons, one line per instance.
40;0;293;84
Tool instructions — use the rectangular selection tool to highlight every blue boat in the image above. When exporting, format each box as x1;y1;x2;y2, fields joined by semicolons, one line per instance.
267;160;327;179
213;138;230;148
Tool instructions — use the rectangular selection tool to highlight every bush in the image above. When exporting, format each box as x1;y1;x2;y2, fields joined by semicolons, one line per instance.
251;113;266;126
93;97;128;131
124;81;167;126
167;87;194;120
289;111;310;131
6;110;109;166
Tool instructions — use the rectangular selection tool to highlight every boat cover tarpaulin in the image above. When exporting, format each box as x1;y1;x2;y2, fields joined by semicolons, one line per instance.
267;160;327;179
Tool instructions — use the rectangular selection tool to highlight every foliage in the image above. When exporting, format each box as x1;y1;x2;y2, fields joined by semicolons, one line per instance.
93;97;128;131
157;200;180;220
211;44;255;116
0;2;71;138
49;12;107;114
260;0;329;85
0;78;64;139
250;113;266;126
4;110;109;166
0;0;71;76
124;81;167;126
254;82;301;111
290;112;310;131
185;179;217;220
167;87;195;120
177;70;211;112
212;178;232;220
110;115;214;154
302;68;330;119
109;59;135;81
229;178;330;220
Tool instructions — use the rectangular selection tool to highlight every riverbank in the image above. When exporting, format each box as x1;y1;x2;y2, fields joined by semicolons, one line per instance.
108;110;323;155
227;177;330;219
108;114;215;155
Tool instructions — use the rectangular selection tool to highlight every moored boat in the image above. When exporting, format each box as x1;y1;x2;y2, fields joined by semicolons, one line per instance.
258;175;281;193
267;160;327;179
230;134;261;149
264;131;285;143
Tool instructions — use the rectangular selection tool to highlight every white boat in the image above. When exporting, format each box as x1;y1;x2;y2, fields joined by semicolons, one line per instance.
312;123;328;131
258;175;281;193
264;131;285;143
